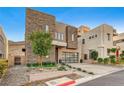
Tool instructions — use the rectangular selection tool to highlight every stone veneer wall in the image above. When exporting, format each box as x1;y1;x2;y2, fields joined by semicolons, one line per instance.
25;8;56;63
66;25;78;49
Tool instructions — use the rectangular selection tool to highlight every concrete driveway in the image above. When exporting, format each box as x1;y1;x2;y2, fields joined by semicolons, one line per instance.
68;63;123;75
78;70;124;86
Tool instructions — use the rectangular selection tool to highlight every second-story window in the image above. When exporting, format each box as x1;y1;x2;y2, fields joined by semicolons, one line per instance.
82;39;85;44
72;34;74;41
58;33;61;40
45;25;49;33
61;33;64;40
55;32;64;41
107;33;110;41
55;32;58;39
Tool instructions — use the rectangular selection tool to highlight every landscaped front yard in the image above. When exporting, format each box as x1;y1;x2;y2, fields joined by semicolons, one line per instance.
0;62;96;86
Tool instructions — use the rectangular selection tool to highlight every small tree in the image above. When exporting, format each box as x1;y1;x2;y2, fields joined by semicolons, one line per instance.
28;31;52;65
91;50;98;60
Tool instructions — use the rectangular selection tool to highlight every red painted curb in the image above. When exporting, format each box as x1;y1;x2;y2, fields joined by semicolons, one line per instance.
57;81;76;86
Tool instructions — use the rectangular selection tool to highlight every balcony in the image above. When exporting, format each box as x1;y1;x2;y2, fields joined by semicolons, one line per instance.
52;40;67;47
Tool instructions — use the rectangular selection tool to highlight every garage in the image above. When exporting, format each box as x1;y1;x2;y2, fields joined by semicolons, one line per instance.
62;52;79;63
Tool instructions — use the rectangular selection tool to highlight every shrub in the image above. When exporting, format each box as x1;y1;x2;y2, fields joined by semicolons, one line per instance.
107;48;111;54
68;65;72;68
77;68;82;71
120;54;124;60
27;63;32;67
90;50;98;60
42;61;56;67
97;58;103;63
61;62;66;65
32;63;40;67
103;58;109;64
82;70;87;72
88;72;95;75
0;61;8;78
111;58;116;64
73;67;76;69
57;66;67;71
109;55;115;59
27;61;56;68
122;50;124;54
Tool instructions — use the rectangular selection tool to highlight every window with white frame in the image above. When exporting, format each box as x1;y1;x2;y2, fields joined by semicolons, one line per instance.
45;25;49;33
72;34;74;41
61;33;64;40
55;32;64;40
58;33;61;40
55;32;58;39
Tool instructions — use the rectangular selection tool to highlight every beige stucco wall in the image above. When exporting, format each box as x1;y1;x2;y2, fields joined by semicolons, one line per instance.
113;33;124;53
8;41;25;66
0;27;8;59
80;24;115;62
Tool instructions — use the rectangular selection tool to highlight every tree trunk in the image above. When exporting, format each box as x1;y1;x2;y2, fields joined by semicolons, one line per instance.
37;56;42;65
39;56;42;66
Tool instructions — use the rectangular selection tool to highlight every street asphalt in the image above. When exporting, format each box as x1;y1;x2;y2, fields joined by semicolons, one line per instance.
78;70;124;86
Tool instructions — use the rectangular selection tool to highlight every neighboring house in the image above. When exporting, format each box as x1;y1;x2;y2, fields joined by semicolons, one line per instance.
113;33;124;53
25;8;80;64
0;27;8;59
8;41;26;66
78;24;117;62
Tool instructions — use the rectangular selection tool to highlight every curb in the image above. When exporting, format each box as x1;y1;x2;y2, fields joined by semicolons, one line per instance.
57;80;75;86
71;68;124;86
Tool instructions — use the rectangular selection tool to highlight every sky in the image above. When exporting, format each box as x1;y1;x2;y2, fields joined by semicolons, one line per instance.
0;7;124;41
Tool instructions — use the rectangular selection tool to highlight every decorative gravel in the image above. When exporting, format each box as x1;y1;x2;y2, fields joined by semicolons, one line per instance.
0;66;29;86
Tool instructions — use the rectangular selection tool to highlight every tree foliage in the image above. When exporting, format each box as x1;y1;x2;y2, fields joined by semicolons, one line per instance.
90;50;98;60
28;31;52;63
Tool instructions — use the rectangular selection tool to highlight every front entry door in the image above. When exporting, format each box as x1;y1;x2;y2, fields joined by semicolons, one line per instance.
14;57;21;65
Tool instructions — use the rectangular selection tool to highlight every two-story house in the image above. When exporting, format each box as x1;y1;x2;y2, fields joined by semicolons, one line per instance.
25;8;80;64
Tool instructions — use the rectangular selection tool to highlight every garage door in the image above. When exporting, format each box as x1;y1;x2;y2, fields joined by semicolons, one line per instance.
62;52;78;63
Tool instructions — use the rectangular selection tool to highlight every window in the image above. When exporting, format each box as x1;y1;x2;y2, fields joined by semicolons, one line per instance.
55;32;58;39
107;33;110;41
82;39;85;44
84;54;88;60
58;33;61;40
61;33;64;40
72;34;74;41
45;25;49;33
95;34;97;37
55;32;64;41
89;36;91;39
22;48;26;52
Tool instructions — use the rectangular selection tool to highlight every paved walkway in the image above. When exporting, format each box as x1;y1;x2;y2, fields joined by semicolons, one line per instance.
78;70;124;86
0;66;29;86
